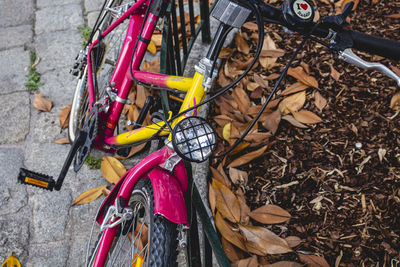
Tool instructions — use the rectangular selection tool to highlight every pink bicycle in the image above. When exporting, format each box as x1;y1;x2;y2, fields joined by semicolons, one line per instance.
18;0;400;265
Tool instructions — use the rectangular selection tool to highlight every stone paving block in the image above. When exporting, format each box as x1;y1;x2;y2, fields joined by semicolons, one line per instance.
87;11;100;29
0;148;28;216
0;214;30;264
0;0;34;28
0;47;30;95
26;241;69;267
36;4;84;35
37;0;81;9
65;165;105;230
30;189;72;243
24;142;74;179
0;92;30;144
32;106;66;143
39;68;75;107
36;30;81;73
85;0;105;13
67;235;97;267
0;25;33;50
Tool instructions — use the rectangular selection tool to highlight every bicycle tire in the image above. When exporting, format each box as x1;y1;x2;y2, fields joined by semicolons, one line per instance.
68;0;131;143
87;179;178;267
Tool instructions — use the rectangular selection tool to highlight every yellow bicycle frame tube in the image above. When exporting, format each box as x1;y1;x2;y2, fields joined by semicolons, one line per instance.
105;72;205;146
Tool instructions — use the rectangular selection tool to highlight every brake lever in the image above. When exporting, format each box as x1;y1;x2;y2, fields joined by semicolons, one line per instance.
322;1;354;27
338;48;400;87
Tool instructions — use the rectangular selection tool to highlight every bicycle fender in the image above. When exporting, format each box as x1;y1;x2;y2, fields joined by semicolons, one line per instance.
147;167;188;226
96;147;188;226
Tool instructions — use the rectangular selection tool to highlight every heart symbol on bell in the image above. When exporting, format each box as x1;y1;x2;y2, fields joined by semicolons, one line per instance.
300;3;308;10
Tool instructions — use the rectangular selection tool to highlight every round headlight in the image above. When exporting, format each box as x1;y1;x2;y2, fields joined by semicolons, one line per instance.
172;117;217;162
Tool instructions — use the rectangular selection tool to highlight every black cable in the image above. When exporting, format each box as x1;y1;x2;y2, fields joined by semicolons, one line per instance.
213;22;322;158
86;0;112;47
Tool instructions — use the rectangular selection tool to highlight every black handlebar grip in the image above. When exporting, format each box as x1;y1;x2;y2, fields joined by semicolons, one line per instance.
347;30;400;61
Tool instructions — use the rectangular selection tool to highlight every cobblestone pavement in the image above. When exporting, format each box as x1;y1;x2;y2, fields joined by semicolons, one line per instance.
0;0;219;266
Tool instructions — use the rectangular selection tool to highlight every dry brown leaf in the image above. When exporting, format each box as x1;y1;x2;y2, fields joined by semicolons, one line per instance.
33;93;53;112
235;33;250;54
147;41;157;55
259;34;278;69
210;166;231;188
265;73;280;80
244;132;272;144
243;22;258;31
101;156;127;184
102;187;111;197
236;188;250;225
59;105;71;129
262;261;302;267
232;86;251;114
300;62;310;74
386;13;400;18
142;58;160;73
281;82;309;96
262;109;281;135
222;237;245;262
212;179;241;223
151;34;162;47
214;114;233;127
229;167;248;185
136;85;149;109
229;142;251;156
254;73;269;88
227;145;268;168
288;67;318;88
209;183;216;215
219;48;234;59
390;92;400;110
330;65;340;81
299;254;330;267
282;115;308;128
55;137;69;144
215;212;247;251
314;91;327;111
247;82;260;92
292;110;323;124
73;185;107;205
248;204;291;224
260;49;285;58
239;224;292;255
284;236;303;248
236;256;258;267
278;91;306;115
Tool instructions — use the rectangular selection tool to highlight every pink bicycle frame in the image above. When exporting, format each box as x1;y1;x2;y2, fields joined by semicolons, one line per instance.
87;0;159;139
85;1;191;265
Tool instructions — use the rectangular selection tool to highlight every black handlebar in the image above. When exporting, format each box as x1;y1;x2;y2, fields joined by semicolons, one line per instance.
347;30;400;61
258;1;400;61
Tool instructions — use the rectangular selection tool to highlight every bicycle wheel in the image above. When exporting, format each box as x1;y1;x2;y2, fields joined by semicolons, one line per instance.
88;179;178;267
68;0;131;143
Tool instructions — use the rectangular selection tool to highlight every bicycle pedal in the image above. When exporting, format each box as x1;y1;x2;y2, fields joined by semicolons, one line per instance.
18;168;55;191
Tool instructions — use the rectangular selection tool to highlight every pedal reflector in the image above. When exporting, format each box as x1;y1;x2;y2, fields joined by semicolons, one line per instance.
18;168;55;191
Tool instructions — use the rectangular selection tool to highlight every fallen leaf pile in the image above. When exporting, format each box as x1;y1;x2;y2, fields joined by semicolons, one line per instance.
209;0;400;265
